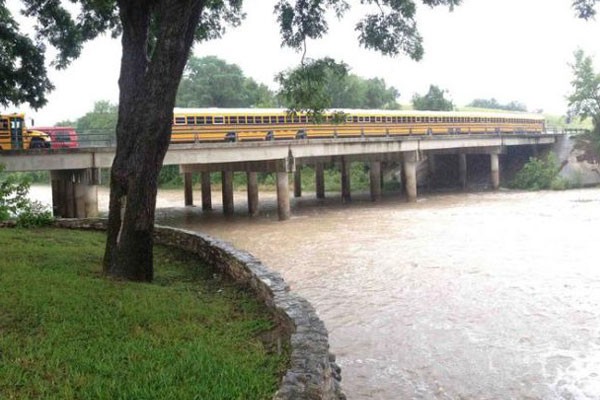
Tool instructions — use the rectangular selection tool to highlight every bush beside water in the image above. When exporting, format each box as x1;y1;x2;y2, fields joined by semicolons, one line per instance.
509;154;570;191
0;166;53;227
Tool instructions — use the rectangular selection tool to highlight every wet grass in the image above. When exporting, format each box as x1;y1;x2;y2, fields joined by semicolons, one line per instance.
0;228;287;399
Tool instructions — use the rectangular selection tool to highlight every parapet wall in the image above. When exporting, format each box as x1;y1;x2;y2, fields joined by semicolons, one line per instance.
52;219;345;400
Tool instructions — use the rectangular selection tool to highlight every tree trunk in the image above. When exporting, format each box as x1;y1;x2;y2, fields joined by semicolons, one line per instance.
103;0;203;282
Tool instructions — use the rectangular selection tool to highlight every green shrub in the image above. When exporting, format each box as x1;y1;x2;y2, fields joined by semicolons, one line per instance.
510;154;562;190
0;165;54;225
16;200;54;227
0;165;32;221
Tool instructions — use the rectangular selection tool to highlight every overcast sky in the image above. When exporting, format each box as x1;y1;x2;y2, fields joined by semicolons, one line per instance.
10;0;600;125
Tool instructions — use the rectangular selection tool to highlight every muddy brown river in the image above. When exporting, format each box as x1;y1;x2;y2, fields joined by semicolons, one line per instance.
30;185;600;399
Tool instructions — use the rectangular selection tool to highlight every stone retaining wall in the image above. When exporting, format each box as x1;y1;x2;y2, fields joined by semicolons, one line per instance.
51;219;345;400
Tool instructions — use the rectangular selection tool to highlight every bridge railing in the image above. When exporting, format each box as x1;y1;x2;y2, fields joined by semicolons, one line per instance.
77;132;115;148
71;129;572;149
544;126;590;135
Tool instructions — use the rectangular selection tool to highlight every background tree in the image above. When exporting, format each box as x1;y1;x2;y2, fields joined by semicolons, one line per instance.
567;49;600;131
412;84;454;111
4;0;464;282
328;75;400;109
468;98;527;112
176;56;276;108
75;100;119;146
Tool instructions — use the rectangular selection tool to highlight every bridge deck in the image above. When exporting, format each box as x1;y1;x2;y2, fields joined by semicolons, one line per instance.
0;134;559;172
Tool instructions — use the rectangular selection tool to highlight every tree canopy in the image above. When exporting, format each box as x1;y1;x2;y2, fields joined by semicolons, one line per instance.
412;84;454;111
567;49;600;129
176;56;276;108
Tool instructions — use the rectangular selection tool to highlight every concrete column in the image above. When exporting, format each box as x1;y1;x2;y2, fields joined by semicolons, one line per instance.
294;168;302;198
184;172;193;206
247;171;259;216
341;157;351;203
458;153;468;190
51;168;98;218
74;180;98;218
370;161;382;202
221;171;234;215
315;163;325;199
490;153;500;190
201;172;212;211
403;152;418;202
276;172;291;221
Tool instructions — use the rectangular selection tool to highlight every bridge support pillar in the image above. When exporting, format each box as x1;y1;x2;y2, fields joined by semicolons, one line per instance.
294;168;302;198
184;172;194;206
341;157;351;203
201;172;212;211
276;172;291;221
458;153;467;190
247;172;259;216
222;171;234;215
490;153;500;190
370;161;382;202
403;152;418;202
51;168;99;218
315;163;325;199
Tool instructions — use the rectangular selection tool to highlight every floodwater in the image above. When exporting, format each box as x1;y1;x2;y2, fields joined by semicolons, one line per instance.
30;185;600;399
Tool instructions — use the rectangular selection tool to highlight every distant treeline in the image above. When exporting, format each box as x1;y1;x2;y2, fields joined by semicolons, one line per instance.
467;98;527;112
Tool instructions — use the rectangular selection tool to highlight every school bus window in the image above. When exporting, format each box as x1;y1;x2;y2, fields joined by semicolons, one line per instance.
214;117;224;124
244;116;253;124
175;117;186;124
186;117;195;125
292;115;299;123
206;116;213;124
238;116;245;124
229;116;238;124
278;116;285;123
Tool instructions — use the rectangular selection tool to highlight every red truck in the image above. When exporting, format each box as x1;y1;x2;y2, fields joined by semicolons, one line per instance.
33;126;79;149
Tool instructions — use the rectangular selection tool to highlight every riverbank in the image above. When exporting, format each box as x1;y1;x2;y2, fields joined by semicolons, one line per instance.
0;228;286;399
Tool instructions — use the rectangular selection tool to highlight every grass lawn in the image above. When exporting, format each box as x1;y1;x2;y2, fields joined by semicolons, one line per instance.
0;228;287;399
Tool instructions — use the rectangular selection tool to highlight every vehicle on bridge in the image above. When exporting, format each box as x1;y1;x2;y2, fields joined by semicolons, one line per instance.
32;126;79;149
0;113;52;150
171;108;546;143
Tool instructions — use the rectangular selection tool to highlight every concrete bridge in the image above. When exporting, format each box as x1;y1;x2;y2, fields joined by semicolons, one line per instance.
0;133;559;219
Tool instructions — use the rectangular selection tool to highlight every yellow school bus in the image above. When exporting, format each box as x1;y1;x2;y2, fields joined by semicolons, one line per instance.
171;108;546;142
0;113;52;150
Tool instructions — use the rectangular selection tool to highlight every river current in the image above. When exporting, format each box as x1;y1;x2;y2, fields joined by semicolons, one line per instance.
30;185;600;399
